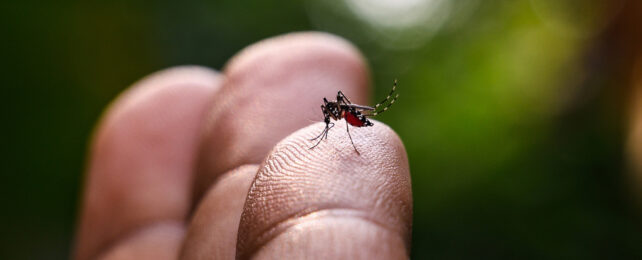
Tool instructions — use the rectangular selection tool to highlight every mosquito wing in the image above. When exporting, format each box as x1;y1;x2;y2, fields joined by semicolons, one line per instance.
346;104;375;111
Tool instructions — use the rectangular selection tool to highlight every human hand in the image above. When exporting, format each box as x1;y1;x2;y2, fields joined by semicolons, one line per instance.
74;32;412;260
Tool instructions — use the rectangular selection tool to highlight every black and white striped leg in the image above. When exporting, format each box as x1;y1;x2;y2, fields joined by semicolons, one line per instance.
370;93;399;116
337;91;352;105
374;79;398;111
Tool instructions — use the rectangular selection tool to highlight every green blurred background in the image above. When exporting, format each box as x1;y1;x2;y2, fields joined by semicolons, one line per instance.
3;0;642;259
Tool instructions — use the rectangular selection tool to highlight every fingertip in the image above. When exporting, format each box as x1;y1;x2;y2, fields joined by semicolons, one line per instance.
224;32;369;91
76;66;223;260
93;66;223;147
129;66;222;94
194;32;371;203
237;120;411;259
282;120;409;178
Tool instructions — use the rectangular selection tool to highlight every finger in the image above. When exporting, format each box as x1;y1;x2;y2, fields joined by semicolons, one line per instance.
95;223;184;260
180;165;258;260
75;66;223;260
237;120;412;259
193;32;370;203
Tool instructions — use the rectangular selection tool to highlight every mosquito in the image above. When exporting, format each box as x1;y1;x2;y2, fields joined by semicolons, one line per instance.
309;79;399;154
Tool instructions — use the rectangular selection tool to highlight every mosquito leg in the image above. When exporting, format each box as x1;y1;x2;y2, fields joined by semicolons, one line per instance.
374;79;397;110
337;91;352;105
310;125;328;141
309;134;325;149
345;122;360;155
370;93;399;116
324;122;334;140
310;121;333;141
309;122;334;149
311;105;331;141
309;125;329;149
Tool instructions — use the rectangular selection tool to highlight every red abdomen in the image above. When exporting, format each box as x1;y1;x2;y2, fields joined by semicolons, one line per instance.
345;112;365;127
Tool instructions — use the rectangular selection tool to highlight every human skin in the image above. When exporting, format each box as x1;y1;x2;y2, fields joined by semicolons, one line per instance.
74;32;412;260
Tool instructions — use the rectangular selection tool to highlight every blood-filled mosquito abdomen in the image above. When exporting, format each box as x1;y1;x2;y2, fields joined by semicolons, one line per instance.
345;111;365;127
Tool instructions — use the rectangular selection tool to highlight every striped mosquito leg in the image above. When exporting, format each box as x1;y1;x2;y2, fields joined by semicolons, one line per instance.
337;91;352;105
374;79;397;110
372;93;399;116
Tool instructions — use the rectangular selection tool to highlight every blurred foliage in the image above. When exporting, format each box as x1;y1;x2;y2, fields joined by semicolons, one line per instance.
2;0;641;259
